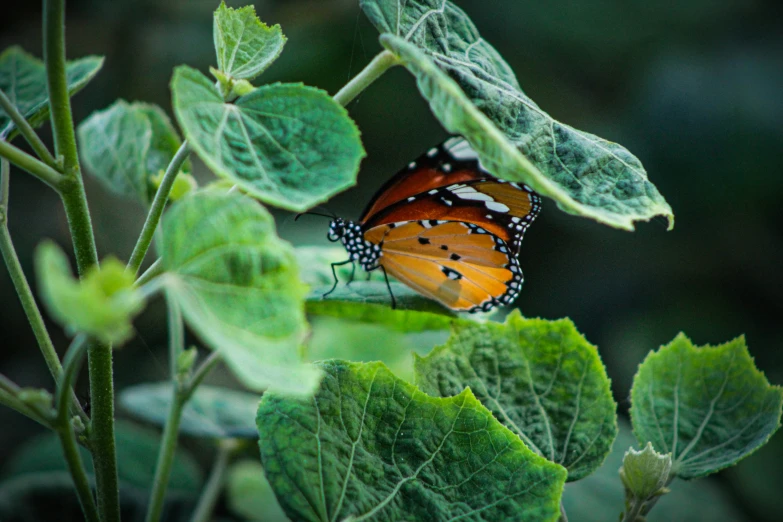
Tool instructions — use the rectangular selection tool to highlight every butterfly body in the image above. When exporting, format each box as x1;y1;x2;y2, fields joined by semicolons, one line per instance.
326;137;541;313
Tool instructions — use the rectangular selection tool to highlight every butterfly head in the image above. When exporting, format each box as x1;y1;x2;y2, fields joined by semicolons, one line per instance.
327;218;347;242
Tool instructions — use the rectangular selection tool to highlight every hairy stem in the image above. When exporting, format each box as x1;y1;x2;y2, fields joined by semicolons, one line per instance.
189;439;238;522
56;335;99;522
146;303;220;522
0;89;59;168
144;393;185;522
128;141;190;275
0;139;63;188
45;1;119;519
333;50;400;107
135;258;164;288
0;160;86;423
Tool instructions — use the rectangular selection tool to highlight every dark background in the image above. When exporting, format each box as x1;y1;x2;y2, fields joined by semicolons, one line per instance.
2;0;782;520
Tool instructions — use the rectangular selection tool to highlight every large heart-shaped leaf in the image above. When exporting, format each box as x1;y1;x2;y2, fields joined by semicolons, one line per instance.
360;1;673;231
630;333;783;479
171;66;365;212
416;310;618;481
162;189;320;395
258;360;567;521
0;46;103;140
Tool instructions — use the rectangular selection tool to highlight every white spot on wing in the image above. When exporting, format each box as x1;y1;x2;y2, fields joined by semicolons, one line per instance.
486;201;510;212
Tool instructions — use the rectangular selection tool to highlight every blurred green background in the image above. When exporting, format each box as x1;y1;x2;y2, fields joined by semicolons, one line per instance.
1;0;782;520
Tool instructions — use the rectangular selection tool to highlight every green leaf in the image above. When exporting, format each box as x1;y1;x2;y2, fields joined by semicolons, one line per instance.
213;1;286;81
359;1;673;230
415;310;617;481
162;189;320;395
120;382;260;439
619;442;672;501
0;46;103;140
1;420;202;492
307;281;457;329
563;422;745;522
226;460;290;522
78;100;188;204
171;65;365;211
258;360;567;522
630;333;783;479
34;241;145;345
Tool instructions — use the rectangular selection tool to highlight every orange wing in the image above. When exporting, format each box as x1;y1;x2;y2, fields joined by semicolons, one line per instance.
364;221;522;312
364;179;541;254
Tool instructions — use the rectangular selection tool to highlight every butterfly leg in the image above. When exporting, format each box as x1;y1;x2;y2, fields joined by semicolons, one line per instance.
323;259;352;299
380;265;396;309
345;261;357;287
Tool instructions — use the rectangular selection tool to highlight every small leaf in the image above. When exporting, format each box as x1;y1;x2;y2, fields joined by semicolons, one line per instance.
162;189;320;395
213;1;286;81
415;310;617;481
78;100;188;205
620;442;672;500
0;46;103;140
120;382;260;439
563;422;745;522
171;66;365;211
226;460;290;522
258;360;567;522
630;333;783;479
35;241;145;345
359;0;673;230
1;420;202;492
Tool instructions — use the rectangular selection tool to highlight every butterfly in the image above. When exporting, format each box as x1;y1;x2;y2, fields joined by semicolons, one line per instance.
323;137;541;313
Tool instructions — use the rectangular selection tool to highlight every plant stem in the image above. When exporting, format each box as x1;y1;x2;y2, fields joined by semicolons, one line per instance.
559;501;568;522
135;258;164;288
56;335;100;522
0;373;54;428
0;89;59;168
333;50;400;107
146;302;220;522
0;163;87;423
44;1;119;519
128;141;190;275
144;392;185;522
189;439;238;522
188;352;222;393
0;139;63;188
167;295;184;379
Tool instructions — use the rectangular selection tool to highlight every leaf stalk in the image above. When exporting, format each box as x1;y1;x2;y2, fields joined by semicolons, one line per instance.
0;88;59;168
333;50;400;107
128;141;190;275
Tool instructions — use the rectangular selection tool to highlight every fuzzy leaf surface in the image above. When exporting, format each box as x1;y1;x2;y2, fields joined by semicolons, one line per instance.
416;310;617;481
359;1;672;230
171;66;365;211
213;1;286;81
630;333;783;479
162;189;319;395
78;101;189;204
257;360;567;522
0;46;103;139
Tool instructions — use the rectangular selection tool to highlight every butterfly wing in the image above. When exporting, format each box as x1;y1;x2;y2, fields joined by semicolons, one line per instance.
359;137;489;222
363;178;541;254
364;220;521;312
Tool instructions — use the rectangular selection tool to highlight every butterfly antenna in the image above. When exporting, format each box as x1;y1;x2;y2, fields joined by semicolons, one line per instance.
294;211;336;222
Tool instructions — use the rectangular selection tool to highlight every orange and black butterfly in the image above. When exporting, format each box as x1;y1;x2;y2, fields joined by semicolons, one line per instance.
324;137;541;313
